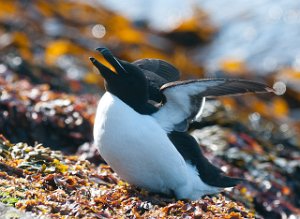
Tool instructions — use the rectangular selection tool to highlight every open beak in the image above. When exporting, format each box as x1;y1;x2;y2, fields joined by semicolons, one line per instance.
89;56;117;81
96;48;128;74
89;48;128;81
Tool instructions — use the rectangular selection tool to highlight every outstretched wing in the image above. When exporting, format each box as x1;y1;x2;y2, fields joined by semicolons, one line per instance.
133;59;180;103
153;79;274;132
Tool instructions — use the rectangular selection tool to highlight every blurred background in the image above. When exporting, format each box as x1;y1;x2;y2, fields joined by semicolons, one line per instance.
0;1;300;218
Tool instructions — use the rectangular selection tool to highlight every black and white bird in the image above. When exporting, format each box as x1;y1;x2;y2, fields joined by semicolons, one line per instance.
90;48;274;200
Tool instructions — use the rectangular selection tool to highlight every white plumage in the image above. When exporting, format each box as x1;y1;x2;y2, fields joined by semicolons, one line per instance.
94;92;219;200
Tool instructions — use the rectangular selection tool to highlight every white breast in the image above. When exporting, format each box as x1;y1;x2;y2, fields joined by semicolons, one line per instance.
94;92;218;199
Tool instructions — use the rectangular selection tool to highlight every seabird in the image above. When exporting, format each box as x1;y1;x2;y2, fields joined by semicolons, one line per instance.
90;48;274;200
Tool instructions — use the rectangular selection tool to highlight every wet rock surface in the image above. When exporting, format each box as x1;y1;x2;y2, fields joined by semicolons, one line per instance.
0;78;96;152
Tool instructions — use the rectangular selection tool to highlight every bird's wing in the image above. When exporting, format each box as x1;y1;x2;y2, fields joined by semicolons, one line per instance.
153;78;274;132
168;131;243;187
132;59;180;103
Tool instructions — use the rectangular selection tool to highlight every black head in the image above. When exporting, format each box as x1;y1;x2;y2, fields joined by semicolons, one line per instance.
90;48;149;108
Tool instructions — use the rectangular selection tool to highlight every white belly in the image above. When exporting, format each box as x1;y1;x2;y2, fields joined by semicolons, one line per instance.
94;92;218;199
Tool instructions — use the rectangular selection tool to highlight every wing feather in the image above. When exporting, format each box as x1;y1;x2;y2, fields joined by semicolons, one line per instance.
153;79;274;132
133;59;180;102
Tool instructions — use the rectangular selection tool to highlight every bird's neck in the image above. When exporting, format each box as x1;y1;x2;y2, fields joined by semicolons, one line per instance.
131;102;159;115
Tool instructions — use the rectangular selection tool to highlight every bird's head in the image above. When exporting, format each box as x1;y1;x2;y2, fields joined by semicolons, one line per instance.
90;48;148;107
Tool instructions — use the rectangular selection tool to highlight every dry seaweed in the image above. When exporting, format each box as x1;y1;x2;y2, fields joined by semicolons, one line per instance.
0;136;253;218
